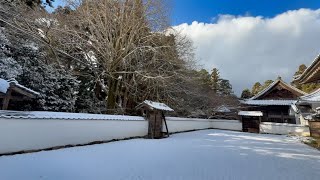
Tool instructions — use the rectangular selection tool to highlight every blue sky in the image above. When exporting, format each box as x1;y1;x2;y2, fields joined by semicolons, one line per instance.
51;0;320;25
172;0;320;24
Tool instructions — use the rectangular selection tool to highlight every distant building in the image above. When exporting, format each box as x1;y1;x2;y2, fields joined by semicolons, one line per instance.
241;77;306;124
0;78;39;110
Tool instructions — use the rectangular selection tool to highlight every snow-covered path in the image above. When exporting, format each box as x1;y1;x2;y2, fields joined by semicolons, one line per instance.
0;130;320;180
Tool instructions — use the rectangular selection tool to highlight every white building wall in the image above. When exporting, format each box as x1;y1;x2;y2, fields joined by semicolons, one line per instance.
260;122;310;136
0;116;309;155
165;117;212;132
211;120;242;131
0;119;148;154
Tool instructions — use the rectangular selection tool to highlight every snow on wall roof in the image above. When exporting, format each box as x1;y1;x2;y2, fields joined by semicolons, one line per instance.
0;110;145;121
138;100;174;111
242;99;296;106
250;78;306;100
299;88;320;102
0;78;9;94
238;111;263;117
8;79;40;96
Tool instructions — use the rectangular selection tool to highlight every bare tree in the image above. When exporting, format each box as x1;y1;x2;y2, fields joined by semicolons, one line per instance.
48;0;193;113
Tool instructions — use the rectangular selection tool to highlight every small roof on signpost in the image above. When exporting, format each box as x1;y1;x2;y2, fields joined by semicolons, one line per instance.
136;100;174;112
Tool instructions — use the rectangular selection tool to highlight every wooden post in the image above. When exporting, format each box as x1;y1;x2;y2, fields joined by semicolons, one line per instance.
162;112;169;137
2;89;12;110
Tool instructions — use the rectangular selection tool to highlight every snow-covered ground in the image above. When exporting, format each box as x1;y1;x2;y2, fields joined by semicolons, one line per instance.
0;130;320;180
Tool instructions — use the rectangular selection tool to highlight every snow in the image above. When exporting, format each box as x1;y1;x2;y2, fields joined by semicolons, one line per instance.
238;111;263;116
0;129;319;180
300;88;320;102
0;78;9;94
37;28;45;38
7;79;40;96
0;110;145;121
138;100;174;111
214;105;231;112
242;99;296;106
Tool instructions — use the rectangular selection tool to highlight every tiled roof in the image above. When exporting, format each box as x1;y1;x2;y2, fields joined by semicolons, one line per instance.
250;78;306;100
293;54;320;83
299;88;320;102
0;78;39;96
241;99;296;106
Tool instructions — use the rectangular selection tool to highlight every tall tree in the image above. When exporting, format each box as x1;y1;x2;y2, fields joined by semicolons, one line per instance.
260;80;274;90
198;69;211;87
251;82;262;95
210;68;220;93
241;88;252;99
218;79;233;95
294;64;307;76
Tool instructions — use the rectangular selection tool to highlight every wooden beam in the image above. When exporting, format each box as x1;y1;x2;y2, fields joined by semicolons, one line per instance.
10;86;36;98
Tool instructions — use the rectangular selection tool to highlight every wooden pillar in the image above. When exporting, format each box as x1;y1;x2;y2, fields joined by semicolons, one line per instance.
147;110;164;139
2;89;12;110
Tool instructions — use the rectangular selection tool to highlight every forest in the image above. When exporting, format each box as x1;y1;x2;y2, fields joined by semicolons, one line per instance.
0;0;238;116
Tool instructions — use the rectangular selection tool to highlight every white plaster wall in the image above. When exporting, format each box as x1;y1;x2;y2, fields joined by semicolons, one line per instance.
211;120;242;131
260;122;310;136
0;118;148;154
165;117;212;132
164;118;242;132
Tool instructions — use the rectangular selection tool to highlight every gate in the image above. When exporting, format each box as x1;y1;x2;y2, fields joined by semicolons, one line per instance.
242;116;260;133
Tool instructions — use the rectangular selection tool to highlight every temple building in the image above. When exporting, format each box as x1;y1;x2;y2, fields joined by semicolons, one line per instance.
293;54;320;84
293;54;320;119
241;77;306;124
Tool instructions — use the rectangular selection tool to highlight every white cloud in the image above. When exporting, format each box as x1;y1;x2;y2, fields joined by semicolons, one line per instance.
174;8;320;95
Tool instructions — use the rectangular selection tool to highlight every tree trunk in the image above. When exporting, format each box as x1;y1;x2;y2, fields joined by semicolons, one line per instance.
107;79;118;113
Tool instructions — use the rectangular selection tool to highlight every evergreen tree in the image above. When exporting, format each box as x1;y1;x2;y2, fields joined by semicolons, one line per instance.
251;82;262;95
219;79;233;95
210;68;220;93
294;64;307;76
0;27;22;79
198;69;211;87
241;89;252;99
0;19;79;111
260;80;274;90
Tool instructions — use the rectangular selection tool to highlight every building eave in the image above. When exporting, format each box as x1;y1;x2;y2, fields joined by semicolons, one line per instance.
293;54;320;84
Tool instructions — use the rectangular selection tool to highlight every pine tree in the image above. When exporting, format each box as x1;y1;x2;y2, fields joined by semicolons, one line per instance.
251;82;262;95
294;64;307;76
198;69;211;87
261;80;273;90
219;79;233;95
0;20;79;112
0;27;22;79
241;89;252;99
210;68;220;93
